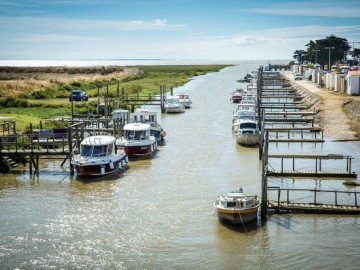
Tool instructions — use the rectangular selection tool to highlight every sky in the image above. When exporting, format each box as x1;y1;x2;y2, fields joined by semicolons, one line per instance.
0;0;360;61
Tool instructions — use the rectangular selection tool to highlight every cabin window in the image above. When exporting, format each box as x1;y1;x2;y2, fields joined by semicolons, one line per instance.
125;130;134;139
227;201;236;207
240;123;256;129
92;145;107;157
80;145;93;157
107;143;113;155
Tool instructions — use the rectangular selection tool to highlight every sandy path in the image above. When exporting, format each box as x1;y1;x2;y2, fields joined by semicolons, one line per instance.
281;71;357;141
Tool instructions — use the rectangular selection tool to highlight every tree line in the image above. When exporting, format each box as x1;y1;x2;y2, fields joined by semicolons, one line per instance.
293;35;360;67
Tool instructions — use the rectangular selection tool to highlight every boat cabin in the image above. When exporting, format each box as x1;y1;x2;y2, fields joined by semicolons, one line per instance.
123;123;151;140
132;110;158;127
235;110;256;120
176;94;190;99
80;136;115;158
111;109;130;124
166;96;181;105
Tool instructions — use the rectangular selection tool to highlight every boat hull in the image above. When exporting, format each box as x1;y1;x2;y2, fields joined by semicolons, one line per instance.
236;133;261;146
124;143;156;157
165;106;185;113
232;96;242;103
180;101;192;108
216;207;259;225
73;154;128;178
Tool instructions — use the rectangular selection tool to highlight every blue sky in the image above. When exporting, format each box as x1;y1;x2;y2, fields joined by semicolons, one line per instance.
0;0;359;61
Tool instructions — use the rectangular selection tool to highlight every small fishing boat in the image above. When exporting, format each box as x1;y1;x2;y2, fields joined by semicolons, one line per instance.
116;123;157;157
132;109;167;143
71;135;128;177
111;109;130;125
231;88;247;103
164;96;185;113
175;93;192;108
235;119;261;146
214;187;260;225
236;74;253;83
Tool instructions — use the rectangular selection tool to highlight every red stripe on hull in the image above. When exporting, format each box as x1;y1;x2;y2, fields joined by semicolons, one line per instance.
125;143;156;157
76;160;121;177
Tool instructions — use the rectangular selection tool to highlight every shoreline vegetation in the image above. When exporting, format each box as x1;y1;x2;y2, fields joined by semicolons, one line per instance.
0;65;229;130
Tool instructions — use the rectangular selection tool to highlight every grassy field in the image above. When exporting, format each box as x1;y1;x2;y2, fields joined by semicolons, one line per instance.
0;65;230;131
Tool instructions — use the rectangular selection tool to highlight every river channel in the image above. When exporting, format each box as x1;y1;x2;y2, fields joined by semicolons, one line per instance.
1;63;360;269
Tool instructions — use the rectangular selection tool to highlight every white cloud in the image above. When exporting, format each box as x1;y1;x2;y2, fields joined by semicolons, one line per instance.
16;34;101;42
245;0;360;18
0;16;183;31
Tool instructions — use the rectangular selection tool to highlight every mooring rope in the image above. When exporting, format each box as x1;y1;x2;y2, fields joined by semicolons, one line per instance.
58;167;74;184
238;209;249;234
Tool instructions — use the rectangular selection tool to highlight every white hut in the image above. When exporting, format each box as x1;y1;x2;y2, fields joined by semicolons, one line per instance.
346;71;360;95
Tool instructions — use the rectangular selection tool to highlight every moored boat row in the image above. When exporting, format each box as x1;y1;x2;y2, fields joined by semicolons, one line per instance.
231;78;261;147
72;93;192;179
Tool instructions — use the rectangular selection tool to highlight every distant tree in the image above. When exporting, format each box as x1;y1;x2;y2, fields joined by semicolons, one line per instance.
305;35;350;66
350;48;360;64
293;50;307;63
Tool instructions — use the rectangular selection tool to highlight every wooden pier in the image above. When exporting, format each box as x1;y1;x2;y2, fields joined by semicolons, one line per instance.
257;67;359;219
267;187;360;214
0;122;88;174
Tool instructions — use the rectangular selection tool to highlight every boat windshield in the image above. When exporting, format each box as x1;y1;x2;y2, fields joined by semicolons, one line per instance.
226;201;237;207
80;145;108;157
125;130;147;140
133;114;157;124
239;122;257;129
167;98;180;105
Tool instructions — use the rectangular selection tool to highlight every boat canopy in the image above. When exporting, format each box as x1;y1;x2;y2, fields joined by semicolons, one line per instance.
80;142;113;157
166;96;181;105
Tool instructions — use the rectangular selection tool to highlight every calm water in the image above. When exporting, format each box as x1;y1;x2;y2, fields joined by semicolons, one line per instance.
1;63;360;269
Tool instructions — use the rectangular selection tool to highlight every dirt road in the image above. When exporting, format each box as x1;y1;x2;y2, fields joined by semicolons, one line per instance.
281;71;360;141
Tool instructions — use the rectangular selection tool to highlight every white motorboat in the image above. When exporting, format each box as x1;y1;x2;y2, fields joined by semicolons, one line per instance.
176;94;192;108
232;109;257;133
132;109;167;143
164;96;185;113
71;135;128;178
235;119;261;146
116;123;157;157
214;187;260;225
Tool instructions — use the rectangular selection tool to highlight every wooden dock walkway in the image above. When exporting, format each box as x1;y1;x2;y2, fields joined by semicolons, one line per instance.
266;126;322;132
257;68;359;219
269;138;324;143
268;200;360;214
267;187;360;214
267;170;356;178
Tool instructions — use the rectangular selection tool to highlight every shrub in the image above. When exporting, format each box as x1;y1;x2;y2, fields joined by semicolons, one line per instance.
0;97;28;108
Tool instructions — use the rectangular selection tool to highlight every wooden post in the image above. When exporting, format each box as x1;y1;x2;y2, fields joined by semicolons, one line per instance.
71;100;74;118
35;155;39;174
286;189;289;203
116;88;120;109
277;188;281;212
68;126;74;175
355;192;358;207
335;190;338;206
29;152;33;174
97;96;100;118
261;131;268;221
